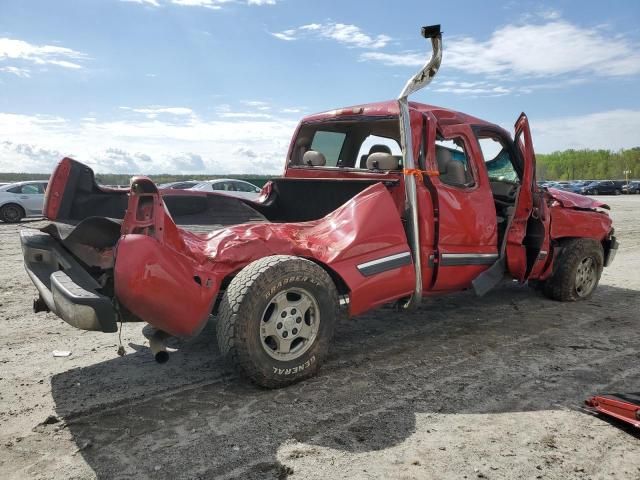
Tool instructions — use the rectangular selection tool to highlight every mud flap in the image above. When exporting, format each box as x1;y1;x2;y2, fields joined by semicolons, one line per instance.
472;257;506;297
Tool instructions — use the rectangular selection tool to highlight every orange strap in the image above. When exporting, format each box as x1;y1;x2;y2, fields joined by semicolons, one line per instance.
403;168;440;179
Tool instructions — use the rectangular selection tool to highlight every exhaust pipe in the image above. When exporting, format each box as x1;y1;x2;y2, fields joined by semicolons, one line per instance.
149;330;170;363
398;24;443;310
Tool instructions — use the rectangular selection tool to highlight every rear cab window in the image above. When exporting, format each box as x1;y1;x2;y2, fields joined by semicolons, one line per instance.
310;131;346;167
289;117;402;171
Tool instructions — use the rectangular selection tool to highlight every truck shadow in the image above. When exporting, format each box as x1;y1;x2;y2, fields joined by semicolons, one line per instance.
50;283;640;479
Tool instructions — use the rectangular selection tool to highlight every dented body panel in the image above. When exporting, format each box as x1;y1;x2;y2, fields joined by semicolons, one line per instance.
114;180;414;336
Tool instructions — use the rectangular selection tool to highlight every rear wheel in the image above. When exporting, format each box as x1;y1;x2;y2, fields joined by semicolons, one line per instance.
0;204;25;223
216;255;338;388
615;189;621;195
542;239;603;301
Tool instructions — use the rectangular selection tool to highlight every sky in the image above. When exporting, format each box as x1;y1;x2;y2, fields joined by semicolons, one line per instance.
0;0;639;174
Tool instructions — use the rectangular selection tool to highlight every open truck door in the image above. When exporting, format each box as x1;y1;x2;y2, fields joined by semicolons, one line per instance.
504;113;551;282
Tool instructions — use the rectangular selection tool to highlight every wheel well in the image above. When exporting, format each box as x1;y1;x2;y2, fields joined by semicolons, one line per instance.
212;257;350;316
551;236;607;267
305;258;350;296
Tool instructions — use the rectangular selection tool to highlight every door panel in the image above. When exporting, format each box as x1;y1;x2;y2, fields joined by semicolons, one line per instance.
505;113;550;282
424;123;499;291
19;184;44;213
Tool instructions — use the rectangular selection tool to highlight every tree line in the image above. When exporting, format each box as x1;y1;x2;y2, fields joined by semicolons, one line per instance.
536;147;640;181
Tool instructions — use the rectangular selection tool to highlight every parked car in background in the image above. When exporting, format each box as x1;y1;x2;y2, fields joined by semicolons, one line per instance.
622;181;640;194
0;180;48;222
158;180;200;190
579;180;623;195
190;179;262;200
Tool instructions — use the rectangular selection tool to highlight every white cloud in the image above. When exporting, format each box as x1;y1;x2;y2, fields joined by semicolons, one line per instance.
120;105;195;118
0;66;31;78
272;23;391;49
0;37;88;70
530;109;640;153
241;100;271;111
360;51;424;67
170;0;232;9
361;18;640;78
0;109;296;174
219;112;273;119
434;79;513;97
120;0;161;6
121;0;275;6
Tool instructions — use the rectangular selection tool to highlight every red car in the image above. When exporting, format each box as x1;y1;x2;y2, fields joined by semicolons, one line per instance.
21;26;617;388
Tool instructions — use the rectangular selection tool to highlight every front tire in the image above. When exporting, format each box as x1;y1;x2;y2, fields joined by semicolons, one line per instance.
0;204;25;223
542;239;603;301
216;255;338;388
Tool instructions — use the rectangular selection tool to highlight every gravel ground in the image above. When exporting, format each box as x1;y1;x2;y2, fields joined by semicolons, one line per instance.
0;195;639;479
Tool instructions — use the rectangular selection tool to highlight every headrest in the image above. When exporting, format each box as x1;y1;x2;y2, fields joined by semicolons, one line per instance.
368;144;392;155
436;146;453;171
296;136;311;148
303;150;326;166
366;152;399;171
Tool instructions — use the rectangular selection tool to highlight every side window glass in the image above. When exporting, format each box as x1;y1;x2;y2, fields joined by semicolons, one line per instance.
477;137;519;183
235;182;254;192
21;184;40;194
211;183;224;191
7;186;21;194
435;138;475;187
310;131;346;167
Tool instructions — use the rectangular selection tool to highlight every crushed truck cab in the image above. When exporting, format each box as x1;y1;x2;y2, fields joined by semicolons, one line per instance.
21;25;617;387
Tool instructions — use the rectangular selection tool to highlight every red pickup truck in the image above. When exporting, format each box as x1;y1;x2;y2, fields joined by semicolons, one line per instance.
21;26;617;387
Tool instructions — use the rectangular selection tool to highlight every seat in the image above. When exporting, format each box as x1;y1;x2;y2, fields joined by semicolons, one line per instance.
436;147;470;186
366;152;400;171
303;150;327;166
359;144;392;169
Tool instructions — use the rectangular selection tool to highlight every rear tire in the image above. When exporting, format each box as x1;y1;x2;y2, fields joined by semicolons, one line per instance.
615;189;621;195
216;255;338;388
0;204;25;223
542;239;603;302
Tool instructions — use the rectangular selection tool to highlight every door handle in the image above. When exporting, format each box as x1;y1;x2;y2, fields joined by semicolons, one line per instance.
20;196;29;199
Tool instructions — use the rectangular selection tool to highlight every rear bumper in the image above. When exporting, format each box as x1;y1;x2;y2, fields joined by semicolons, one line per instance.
20;230;117;333
603;235;618;267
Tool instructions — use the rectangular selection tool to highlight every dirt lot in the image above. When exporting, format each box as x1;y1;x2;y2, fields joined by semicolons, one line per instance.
1;195;639;480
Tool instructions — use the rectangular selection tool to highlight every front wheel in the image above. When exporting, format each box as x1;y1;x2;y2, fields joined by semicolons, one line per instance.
542;239;604;301
216;255;339;388
615;189;621;195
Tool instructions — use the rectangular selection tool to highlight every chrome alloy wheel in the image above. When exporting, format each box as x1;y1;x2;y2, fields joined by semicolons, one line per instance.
260;288;320;361
575;257;597;297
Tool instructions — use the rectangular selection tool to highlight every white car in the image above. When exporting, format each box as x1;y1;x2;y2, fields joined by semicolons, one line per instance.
190;179;262;200
0;180;49;223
